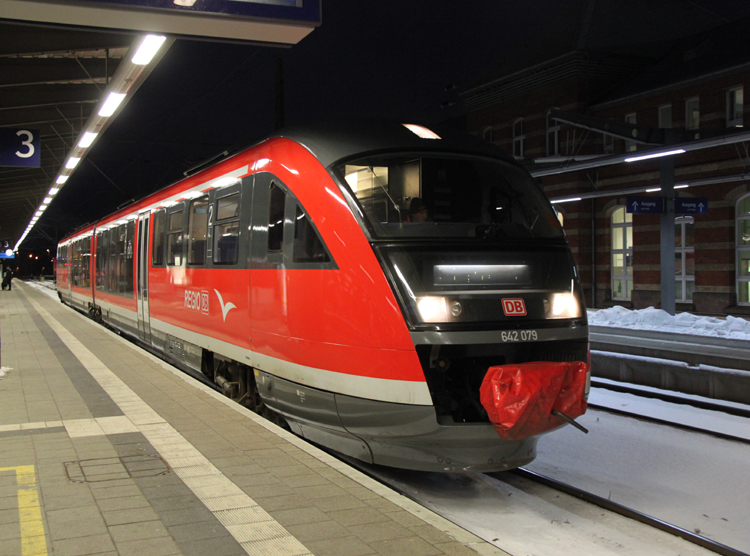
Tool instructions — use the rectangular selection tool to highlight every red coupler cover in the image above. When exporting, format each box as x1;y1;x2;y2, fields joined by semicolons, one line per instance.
480;361;589;441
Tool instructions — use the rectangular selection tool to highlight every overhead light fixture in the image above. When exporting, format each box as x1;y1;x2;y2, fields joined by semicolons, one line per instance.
49;187;61;195
56;175;69;184
66;157;81;169
42;197;52;204
551;197;582;204
674;184;689;189
403;124;441;140
132;35;167;65
645;188;662;193
78;132;99;148
99;92;126;117
625;149;686;163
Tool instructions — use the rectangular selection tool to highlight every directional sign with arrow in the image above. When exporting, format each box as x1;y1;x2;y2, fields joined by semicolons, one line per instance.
675;197;708;215
626;196;665;214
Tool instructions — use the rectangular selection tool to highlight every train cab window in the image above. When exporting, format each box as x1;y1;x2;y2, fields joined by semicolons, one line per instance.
152;210;166;266
213;193;240;265
188;197;208;265
293;205;330;263
167;210;184;266
268;184;286;252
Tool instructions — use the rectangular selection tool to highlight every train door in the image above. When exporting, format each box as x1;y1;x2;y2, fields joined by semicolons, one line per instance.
136;212;152;343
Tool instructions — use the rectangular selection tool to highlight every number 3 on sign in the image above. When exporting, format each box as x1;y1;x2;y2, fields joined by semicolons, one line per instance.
15;130;35;158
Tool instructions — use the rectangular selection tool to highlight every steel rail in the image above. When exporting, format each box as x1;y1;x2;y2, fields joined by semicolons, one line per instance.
510;468;750;556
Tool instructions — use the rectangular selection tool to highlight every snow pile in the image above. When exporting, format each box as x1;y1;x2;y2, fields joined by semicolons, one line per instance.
588;306;750;340
0;367;9;379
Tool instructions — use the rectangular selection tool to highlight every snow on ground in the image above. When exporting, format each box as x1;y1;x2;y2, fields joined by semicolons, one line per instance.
588;306;750;340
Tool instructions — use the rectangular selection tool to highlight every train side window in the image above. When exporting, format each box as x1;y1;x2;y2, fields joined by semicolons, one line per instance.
167;210;184;266
188;197;208;265
152;210;166;266
82;236;91;288
123;220;135;296
96;230;108;291
268;183;286;252
213;192;240;265
108;227;118;294
293;205;330;263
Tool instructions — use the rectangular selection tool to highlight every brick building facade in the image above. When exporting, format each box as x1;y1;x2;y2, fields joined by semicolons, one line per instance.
460;9;750;316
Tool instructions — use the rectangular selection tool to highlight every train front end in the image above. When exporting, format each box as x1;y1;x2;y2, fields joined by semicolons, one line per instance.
326;124;589;472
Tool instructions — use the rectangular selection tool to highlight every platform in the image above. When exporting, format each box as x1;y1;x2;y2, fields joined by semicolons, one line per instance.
0;281;505;556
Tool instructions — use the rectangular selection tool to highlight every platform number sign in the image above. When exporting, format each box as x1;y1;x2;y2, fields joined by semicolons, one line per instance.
0;128;41;168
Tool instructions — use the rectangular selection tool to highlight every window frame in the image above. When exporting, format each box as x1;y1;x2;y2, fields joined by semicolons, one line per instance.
736;193;750;305
685;97;700;130
546;110;560;156
625;112;637;152
658;104;672;129
187;196;209;266
151;209;166;267
212;188;242;266
166;206;185;267
674;216;695;303
611;206;634;301
727;86;744;128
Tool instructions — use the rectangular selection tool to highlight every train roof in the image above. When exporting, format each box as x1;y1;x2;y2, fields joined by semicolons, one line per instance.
274;120;515;168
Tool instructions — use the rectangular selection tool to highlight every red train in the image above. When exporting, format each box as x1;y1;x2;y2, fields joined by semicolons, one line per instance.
56;121;589;472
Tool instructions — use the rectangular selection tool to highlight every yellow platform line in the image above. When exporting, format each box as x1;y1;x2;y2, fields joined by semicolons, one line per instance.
0;465;48;556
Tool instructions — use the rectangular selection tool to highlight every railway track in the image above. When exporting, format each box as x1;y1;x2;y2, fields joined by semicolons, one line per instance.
508;468;749;556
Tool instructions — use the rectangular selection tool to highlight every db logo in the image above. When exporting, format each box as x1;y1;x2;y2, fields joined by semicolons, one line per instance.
502;298;527;316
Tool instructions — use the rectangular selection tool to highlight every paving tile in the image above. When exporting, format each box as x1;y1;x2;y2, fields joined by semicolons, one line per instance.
95;495;151;513
271;506;330;527
108;520;170;543
102;506;160;526
305;535;377;556
287;520;351;542
115;535;182;556
178;534;246;556
50;533;116;556
328;507;392;527
168;520;229;542
369;535;444;556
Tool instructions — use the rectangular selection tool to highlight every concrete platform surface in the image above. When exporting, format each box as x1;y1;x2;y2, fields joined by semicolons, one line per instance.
0;281;506;556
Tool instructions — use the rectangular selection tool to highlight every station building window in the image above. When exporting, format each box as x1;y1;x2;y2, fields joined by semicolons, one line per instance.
737;194;750;304
512;118;524;158
611;206;633;300
727;87;744;128
658;104;672;129
686;97;700;130
625;113;637;152
482;126;494;143
675;216;695;302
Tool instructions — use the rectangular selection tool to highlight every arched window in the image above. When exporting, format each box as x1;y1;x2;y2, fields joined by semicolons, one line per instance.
611;206;633;300
737;194;750;304
675;216;694;302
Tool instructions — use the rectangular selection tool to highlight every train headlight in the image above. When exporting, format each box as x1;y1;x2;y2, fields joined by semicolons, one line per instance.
417;296;450;322
547;292;581;319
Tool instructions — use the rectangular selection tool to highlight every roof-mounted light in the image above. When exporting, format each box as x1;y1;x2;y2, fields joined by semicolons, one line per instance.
403;124;441;140
65;157;81;169
132;35;167;65
56;175;69;185
99;93;126;117
78;132;99;148
625;149;685;163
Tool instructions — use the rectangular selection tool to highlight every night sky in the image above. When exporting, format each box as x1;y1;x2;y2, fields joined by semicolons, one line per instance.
38;0;750;245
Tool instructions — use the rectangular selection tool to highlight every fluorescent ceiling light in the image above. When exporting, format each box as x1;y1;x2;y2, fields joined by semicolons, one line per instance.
674;184;689;189
99;93;126;117
551;197;582;204
49;187;60;195
66;157;81;169
625;149;686;163
56;175;69;184
78;132;98;148
42;197;52;204
646;188;662;192
132;35;167;65
403;124;441;140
